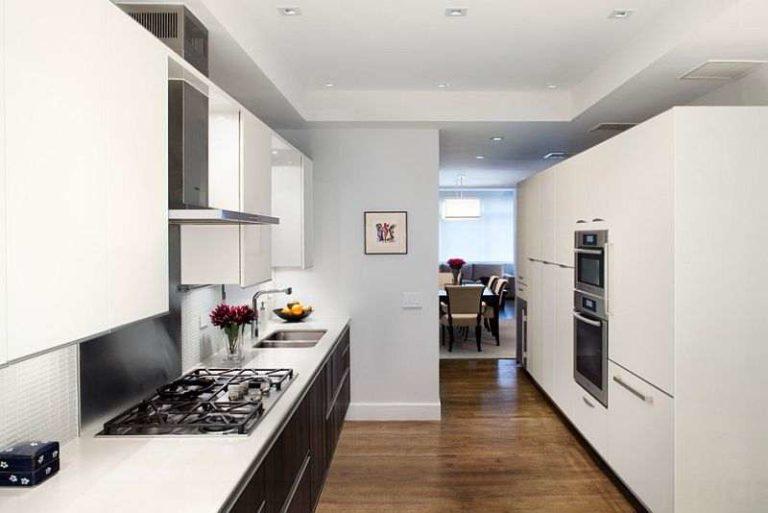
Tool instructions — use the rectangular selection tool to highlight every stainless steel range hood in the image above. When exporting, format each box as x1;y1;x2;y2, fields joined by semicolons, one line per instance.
167;76;278;226
168;208;278;225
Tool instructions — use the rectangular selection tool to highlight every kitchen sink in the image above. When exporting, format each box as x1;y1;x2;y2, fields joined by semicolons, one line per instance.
255;330;327;348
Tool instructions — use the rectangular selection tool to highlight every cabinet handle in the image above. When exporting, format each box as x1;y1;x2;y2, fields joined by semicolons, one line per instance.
604;241;611;316
592;218;605;222
613;375;652;403
573;311;602;327
557;263;573;269
576;219;587;224
582;396;595;408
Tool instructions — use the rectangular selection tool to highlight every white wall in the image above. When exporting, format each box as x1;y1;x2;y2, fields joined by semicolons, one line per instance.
690;66;768;106
272;128;441;420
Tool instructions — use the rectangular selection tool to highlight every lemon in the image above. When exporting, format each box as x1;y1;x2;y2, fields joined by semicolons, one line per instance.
290;304;304;316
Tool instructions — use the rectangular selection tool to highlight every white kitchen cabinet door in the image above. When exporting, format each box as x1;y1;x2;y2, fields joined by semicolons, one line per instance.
571;382;609;458
525;262;543;384
239;110;273;286
104;8;169;327
272;140;313;269
515;180;529;287
5;0;170;360
606;113;675;395
554;160;577;267
0;0;6;365
552;266;575;419
608;362;673;513
301;157;314;269
5;0;112;359
539;263;557;395
539;170;557;264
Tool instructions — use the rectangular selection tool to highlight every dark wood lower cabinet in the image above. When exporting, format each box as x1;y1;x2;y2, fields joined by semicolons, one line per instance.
230;327;351;513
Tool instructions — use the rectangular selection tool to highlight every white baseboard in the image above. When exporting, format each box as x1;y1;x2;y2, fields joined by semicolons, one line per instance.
346;401;442;421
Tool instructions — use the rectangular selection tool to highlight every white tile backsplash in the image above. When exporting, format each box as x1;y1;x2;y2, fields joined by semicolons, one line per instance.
0;345;79;448
181;285;224;371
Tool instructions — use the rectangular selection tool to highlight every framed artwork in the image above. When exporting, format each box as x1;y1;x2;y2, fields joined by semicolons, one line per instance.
364;211;408;255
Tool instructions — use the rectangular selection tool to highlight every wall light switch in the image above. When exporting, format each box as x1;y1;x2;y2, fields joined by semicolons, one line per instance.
198;315;209;330
402;292;423;309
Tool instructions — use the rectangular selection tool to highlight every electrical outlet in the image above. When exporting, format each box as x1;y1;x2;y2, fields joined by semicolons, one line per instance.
198;314;209;330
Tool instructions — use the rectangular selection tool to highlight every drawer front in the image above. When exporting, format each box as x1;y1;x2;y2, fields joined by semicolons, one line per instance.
572;384;609;458
608;362;673;513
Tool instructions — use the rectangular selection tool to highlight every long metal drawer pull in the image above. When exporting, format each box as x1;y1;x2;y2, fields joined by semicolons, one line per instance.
573;311;602;327
574;248;603;255
592;218;605;222
576;219;587;224
582;396;595;408
613;375;652;403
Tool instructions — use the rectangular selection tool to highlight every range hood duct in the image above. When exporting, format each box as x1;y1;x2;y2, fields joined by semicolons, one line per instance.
167;80;278;226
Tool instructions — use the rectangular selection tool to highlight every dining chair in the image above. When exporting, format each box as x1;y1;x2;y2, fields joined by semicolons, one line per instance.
440;285;485;352
483;279;509;345
487;275;500;293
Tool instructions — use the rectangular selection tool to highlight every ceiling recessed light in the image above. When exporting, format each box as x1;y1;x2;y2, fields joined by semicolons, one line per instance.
475;155;485;160
546;84;558;89
445;8;467;17
543;152;569;160
490;136;504;142
324;82;335;88
608;9;634;19
436;82;449;88
278;7;301;16
271;150;279;155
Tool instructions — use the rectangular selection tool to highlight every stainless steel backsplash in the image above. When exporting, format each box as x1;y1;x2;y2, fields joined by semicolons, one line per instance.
79;227;183;426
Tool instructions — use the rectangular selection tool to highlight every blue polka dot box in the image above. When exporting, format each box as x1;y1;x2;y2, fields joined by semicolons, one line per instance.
0;441;60;487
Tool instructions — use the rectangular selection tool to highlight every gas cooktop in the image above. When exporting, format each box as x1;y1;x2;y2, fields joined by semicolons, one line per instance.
98;368;296;436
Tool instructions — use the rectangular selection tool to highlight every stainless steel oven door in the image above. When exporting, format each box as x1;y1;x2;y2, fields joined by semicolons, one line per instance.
573;309;608;407
575;249;605;296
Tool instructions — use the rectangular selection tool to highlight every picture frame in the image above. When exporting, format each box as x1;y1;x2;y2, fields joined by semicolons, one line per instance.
364;211;408;255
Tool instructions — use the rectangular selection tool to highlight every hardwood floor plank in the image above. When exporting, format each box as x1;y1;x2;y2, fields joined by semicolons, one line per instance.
316;359;637;513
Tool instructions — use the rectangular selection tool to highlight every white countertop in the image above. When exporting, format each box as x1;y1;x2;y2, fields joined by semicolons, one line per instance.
0;318;350;513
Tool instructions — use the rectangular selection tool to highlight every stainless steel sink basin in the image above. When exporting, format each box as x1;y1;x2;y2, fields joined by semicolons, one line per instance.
255;329;326;348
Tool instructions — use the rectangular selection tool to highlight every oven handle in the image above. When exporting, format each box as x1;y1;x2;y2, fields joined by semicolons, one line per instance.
573;311;602;327
574;248;603;255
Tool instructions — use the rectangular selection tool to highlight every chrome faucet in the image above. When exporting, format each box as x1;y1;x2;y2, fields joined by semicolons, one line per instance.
251;287;293;338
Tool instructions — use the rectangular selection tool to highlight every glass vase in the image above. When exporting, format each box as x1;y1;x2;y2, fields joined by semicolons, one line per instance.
224;324;243;362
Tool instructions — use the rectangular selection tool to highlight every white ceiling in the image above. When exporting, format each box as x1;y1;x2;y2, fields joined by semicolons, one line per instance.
213;0;673;92
121;0;768;187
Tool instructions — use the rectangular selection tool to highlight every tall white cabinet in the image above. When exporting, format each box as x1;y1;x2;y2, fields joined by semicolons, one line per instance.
3;0;169;361
271;136;314;269
517;107;768;513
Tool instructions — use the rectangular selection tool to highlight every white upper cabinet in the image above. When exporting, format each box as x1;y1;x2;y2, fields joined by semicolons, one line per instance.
272;136;314;269
181;99;274;287
0;0;6;365
239;110;273;286
4;0;169;361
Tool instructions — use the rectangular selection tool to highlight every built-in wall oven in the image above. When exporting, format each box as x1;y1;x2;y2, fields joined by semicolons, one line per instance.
574;230;608;297
573;290;608;407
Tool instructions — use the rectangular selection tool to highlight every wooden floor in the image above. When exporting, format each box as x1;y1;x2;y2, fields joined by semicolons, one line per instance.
316;359;637;513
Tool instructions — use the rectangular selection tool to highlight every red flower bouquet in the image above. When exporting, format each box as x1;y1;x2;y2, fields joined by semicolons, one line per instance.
446;258;466;270
210;304;255;360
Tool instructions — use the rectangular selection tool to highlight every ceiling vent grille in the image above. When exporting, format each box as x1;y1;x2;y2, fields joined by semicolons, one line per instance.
589;122;637;133
543;152;569;160
128;11;179;39
680;60;767;81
